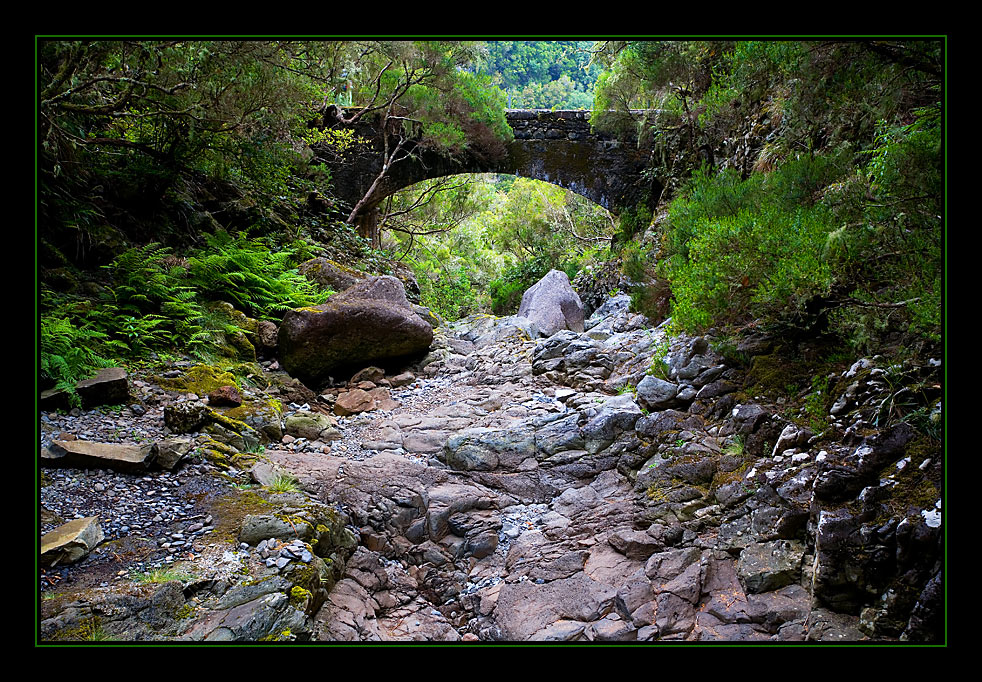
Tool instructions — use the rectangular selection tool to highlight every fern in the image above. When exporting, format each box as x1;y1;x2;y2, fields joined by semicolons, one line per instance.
39;316;115;403
185;231;328;318
40;233;329;385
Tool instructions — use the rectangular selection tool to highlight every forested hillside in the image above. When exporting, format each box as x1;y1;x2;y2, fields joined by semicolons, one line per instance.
38;38;945;645
478;41;600;109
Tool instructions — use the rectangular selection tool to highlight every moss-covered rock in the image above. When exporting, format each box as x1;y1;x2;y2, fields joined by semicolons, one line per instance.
226;399;284;442
157;365;239;396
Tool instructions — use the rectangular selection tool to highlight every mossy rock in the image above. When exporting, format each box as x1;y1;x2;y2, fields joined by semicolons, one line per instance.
298;257;365;293
199;438;241;469
218;330;257;363
282;557;331;614
225;399;284;442
158;365;239;395
205;301;260;336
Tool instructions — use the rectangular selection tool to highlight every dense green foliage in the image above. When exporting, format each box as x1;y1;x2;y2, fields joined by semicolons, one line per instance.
38;39;944;403
380;174;614;319
38;39;518;390
40;233;329;395
360;41;513;159
662;107;941;348
663;160;842;332
592;39;943;352
478;41;600;109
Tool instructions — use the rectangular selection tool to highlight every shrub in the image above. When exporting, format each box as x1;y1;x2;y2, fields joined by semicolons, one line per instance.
419;266;481;321
662;155;846;335
488;257;552;315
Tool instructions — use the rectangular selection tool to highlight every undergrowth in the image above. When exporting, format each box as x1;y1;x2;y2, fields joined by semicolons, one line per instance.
39;231;330;396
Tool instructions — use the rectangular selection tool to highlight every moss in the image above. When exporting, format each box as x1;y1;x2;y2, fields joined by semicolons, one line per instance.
200;488;274;544
869;434;942;523
746;351;801;398
175;603;196;619
204;301;261;339
711;458;751;491
210;411;254;434
646;483;670;502
50;617;110;642
157;364;239;395
200;438;241;468
289;585;312;607
215;330;257;362
224;399;279;423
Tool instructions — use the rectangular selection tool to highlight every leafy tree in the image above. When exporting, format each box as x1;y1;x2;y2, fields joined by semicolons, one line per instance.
485;177;612;265
479;41;600;109
328;41;512;246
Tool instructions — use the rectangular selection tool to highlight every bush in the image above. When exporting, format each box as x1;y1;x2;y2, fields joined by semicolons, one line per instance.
613;203;652;247
419;267;481;321
661;152;854;334
488;257;553;315
661;113;941;351
39;233;333;389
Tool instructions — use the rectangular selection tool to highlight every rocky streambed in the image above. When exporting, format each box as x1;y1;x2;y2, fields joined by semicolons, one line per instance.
38;293;944;644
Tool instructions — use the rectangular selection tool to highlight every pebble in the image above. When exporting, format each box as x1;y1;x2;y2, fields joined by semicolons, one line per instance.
40;383;230;592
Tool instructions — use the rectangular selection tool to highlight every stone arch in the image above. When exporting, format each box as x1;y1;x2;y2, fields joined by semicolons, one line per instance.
313;109;661;245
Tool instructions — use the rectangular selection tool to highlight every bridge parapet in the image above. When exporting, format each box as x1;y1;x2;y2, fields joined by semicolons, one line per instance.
505;110;595;141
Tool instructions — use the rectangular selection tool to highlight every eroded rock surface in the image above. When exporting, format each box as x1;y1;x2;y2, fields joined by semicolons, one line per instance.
39;289;943;644
268;300;943;643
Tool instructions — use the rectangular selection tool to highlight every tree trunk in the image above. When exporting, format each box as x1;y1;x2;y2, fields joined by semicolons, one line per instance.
355;204;382;250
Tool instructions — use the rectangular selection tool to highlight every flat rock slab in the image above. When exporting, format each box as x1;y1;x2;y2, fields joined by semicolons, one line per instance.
41;516;104;566
41;439;154;472
39;367;129;411
493;572;616;641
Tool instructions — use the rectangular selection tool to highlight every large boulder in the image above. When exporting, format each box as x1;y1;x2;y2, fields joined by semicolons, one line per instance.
278;276;434;388
518;270;585;337
41;516;105;566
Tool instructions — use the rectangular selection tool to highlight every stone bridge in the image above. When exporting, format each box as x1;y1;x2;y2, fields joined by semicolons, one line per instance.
312;109;660;240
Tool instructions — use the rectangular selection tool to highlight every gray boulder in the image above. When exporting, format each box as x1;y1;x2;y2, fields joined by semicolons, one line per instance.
518;270;585;337
636;375;679;409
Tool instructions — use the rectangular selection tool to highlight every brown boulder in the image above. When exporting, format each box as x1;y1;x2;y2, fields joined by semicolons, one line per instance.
388;260;421;304
41;517;104;566
351;366;385;384
334;387;400;416
334;389;375;416
279;276;433;388
255;320;279;356
208;385;243;407
39;367;130;411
